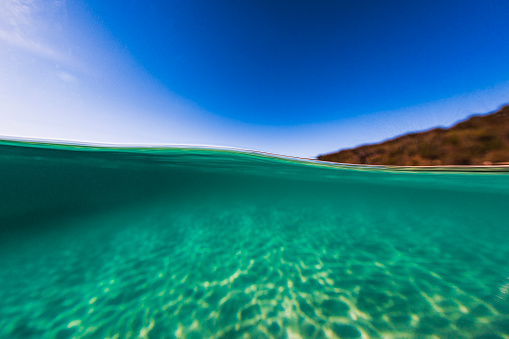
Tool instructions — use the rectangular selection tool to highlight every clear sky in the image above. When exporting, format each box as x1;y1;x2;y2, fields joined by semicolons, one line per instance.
1;0;509;158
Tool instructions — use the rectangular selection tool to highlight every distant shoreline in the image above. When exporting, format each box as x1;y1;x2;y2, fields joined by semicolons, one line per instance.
319;105;509;167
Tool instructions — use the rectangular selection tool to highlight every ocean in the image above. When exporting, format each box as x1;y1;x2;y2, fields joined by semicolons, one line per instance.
1;140;509;338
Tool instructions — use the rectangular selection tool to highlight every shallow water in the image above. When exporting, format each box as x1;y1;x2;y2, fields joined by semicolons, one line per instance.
1;140;509;338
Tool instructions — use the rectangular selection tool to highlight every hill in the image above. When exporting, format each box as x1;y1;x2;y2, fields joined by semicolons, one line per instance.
318;106;509;166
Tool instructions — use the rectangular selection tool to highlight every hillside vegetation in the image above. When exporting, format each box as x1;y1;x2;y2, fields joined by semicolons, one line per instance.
318;106;509;166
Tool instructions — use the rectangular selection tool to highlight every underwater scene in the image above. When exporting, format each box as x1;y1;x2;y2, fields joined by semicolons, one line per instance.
1;140;509;339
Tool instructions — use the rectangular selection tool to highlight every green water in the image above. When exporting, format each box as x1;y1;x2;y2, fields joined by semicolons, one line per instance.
1;140;509;339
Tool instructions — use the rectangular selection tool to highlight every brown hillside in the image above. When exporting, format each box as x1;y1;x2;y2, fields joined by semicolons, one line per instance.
318;106;509;166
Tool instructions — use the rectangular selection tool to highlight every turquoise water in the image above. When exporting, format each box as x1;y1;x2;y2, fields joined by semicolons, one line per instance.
1;140;509;338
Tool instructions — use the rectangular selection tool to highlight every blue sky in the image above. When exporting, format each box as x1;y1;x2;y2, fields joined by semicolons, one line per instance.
1;0;509;157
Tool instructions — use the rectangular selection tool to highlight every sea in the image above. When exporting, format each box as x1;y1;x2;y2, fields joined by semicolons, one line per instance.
1;140;509;338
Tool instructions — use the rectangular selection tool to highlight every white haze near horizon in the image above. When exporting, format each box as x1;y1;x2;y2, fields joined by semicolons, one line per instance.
1;0;508;158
